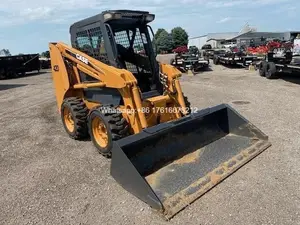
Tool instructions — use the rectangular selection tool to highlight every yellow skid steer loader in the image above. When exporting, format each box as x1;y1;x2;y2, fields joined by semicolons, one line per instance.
49;10;271;219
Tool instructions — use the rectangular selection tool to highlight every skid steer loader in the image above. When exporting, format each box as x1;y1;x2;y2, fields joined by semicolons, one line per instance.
49;10;271;219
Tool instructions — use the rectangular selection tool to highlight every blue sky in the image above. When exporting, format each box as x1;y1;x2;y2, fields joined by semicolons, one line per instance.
0;0;299;55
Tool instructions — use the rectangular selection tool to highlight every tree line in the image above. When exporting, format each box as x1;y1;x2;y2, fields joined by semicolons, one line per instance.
0;49;50;58
0;49;11;56
154;27;189;54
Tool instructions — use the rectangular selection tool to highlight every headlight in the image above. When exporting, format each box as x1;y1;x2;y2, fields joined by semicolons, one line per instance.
103;13;113;20
114;13;122;19
145;14;155;22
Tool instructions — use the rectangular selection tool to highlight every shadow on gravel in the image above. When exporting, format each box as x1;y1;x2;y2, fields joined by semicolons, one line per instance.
25;70;49;77
0;70;50;81
177;68;213;78
202;67;213;72
0;84;28;91
278;73;300;85
219;64;247;70
190;67;213;75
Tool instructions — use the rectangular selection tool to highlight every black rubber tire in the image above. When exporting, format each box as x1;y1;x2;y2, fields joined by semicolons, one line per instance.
182;93;191;115
213;56;219;65
88;105;129;158
61;97;89;140
6;69;17;79
265;62;277;79
259;61;267;77
191;66;197;75
170;58;175;65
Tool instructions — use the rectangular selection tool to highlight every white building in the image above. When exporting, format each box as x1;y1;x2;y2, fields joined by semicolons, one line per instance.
188;32;239;49
188;35;208;49
188;23;255;49
189;31;300;50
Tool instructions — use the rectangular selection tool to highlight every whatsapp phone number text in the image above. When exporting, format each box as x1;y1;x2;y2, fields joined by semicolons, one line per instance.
101;107;199;114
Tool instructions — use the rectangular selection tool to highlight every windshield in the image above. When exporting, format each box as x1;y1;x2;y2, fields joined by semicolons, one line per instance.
107;23;160;93
113;27;152;75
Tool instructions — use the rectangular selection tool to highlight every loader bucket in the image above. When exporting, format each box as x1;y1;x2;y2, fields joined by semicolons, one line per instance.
111;104;271;219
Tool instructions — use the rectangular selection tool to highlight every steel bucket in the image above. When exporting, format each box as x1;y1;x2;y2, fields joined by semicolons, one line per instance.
111;104;271;219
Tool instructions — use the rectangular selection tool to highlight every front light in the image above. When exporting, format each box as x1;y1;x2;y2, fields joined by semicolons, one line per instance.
145;14;155;22
103;13;113;20
114;13;122;19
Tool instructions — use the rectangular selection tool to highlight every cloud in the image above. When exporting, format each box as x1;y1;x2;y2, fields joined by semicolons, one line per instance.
216;17;232;23
257;0;290;4
206;0;246;8
0;0;105;26
20;7;53;20
0;7;54;27
1;0;299;55
0;0;297;27
272;5;296;13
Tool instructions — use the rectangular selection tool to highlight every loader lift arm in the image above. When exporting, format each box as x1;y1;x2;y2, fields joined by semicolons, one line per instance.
49;41;188;134
50;42;134;89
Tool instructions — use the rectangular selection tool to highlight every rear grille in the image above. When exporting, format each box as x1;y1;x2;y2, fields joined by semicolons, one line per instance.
75;27;110;65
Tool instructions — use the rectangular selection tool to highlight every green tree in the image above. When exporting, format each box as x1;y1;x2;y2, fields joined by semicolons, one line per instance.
134;44;143;51
171;27;189;48
156;30;174;53
41;51;50;58
0;49;11;56
154;28;167;41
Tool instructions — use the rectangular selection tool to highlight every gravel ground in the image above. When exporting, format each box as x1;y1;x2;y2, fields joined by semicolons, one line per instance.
0;64;300;225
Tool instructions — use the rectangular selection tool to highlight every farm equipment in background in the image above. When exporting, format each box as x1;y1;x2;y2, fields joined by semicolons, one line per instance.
211;37;297;69
293;36;300;56
247;40;293;57
203;48;224;60
212;39;295;68
202;44;215;59
257;40;300;79
170;53;209;73
49;10;271;219
247;46;269;56
39;57;52;69
202;44;212;50
0;54;40;79
189;46;200;55
171;46;209;73
213;46;258;67
172;46;189;54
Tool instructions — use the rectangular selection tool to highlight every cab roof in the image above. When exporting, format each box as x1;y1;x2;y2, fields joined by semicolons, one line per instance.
70;10;155;33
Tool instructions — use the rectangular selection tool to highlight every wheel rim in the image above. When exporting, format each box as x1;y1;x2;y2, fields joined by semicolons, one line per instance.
63;107;74;132
92;117;109;148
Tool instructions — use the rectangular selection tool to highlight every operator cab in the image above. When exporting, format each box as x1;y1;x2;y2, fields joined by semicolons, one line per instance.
70;10;163;98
